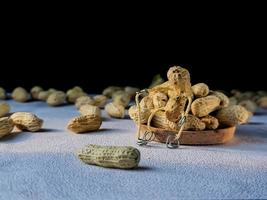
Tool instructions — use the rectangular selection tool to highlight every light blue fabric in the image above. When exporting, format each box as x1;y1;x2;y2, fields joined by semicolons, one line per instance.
1;100;267;200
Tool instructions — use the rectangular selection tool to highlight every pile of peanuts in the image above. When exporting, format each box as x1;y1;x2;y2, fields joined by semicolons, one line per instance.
0;85;139;137
67;86;139;133
229;90;267;113
128;70;252;131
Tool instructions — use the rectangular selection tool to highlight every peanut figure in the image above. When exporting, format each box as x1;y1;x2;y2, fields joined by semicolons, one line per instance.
135;66;193;148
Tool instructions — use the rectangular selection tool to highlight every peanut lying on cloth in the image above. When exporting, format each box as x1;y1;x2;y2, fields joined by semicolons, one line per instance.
105;102;125;119
67;115;102;133
67;86;87;103
77;144;140;169
30;86;44;100
10;112;43;132
0;117;14;138
79;105;101;118
12;87;30;102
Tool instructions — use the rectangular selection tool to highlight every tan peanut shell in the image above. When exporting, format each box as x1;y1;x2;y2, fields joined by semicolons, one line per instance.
210;91;229;108
200;115;219;130
124;86;140;98
192;83;209;98
140;96;154;110
0;117;14;138
37;91;51;101
79;105;101;118
165;96;187;122
105;102;125;118
257;91;267;97
151;111;178;130
30;86;43;99
71;86;83;93
237;91;255;102
257;96;267;108
238;100;257;113
231;89;241;97
66;86;87;103
67;115;102;133
128;105;151;124
251;95;261;102
11;87;29;102
102;86;123;97
46;91;66;106
0;87;6;100
0;102;10;117
112;93;131;107
93;95;107;108
10;112;43;132
75;96;95;109
152;92;168;108
229;97;238;106
191;95;221;117
111;90;127;98
215;105;251;126
183;114;206;131
48;88;57;93
77;144;140;169
149;74;164;88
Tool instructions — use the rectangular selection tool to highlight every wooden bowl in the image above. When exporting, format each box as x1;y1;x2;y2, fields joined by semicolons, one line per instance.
139;125;236;145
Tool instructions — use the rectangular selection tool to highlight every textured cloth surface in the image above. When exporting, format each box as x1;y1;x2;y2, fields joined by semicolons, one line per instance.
0;100;267;200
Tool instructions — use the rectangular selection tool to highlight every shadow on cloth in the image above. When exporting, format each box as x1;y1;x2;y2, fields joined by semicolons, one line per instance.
0;131;32;143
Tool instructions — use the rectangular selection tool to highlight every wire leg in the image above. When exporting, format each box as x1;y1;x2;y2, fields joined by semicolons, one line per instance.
166;134;180;149
137;131;155;146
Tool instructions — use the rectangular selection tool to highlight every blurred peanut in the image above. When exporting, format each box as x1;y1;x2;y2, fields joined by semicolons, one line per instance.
75;96;95;109
0;87;6;100
0;101;10;117
105;102;125;118
67;86;87;103
257;96;267;109
79;105;101;118
46;91;66;106
93;95;107;108
102;86;123;97
124;86;140;98
112;93;131;107
238;100;257;113
11;87;29;102
216;105;251;126
30;86;43;100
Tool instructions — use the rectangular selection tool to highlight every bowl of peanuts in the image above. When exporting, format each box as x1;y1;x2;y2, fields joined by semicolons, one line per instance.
129;66;252;147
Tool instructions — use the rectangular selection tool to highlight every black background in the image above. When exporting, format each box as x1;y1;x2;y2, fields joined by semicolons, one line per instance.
1;8;266;94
